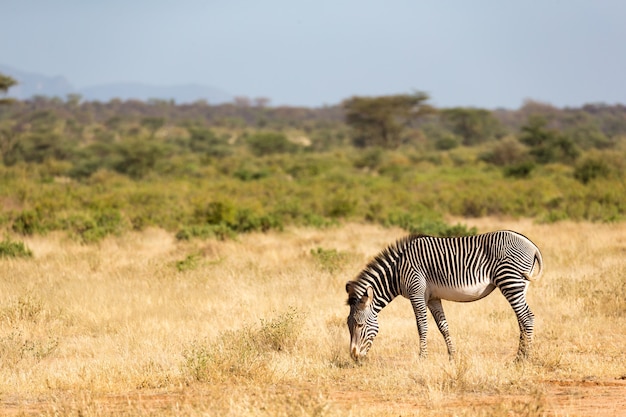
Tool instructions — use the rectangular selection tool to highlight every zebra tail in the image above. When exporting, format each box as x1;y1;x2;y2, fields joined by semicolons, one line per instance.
522;249;544;282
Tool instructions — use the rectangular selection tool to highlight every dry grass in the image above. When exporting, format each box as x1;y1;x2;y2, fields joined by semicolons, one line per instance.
1;220;625;416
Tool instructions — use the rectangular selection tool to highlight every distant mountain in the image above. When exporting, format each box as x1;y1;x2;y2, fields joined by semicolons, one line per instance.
0;64;76;99
0;64;233;104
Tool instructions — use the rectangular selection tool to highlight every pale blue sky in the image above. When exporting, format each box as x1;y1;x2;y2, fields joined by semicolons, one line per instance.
2;0;625;108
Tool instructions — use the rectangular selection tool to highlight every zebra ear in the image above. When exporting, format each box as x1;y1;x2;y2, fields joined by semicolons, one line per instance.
346;281;355;294
359;286;373;308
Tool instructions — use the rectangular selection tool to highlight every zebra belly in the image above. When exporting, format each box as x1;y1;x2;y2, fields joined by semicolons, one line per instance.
428;282;496;302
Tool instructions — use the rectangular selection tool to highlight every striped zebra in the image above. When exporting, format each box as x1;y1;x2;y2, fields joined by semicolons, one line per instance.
346;230;543;361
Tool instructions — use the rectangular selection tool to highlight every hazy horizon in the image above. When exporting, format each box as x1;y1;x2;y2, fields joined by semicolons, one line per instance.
2;1;625;108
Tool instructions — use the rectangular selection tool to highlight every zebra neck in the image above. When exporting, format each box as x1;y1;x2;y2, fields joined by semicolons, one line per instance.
366;275;399;313
360;253;401;313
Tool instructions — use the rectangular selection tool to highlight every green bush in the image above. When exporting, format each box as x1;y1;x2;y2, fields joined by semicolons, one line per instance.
324;193;357;218
311;247;348;273
62;209;125;243
385;212;477;237
175;224;236;241
503;161;535;178
434;133;461;150
574;156;611;184
246;132;300;156
353;147;384;170
0;238;33;258
175;253;201;272
12;210;46;236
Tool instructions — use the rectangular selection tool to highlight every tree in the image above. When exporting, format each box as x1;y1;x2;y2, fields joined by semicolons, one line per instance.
0;73;17;105
441;107;504;146
188;127;231;158
343;92;434;148
519;116;579;164
140;117;165;138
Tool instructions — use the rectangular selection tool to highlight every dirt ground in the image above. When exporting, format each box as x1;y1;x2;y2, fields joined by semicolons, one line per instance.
2;379;625;416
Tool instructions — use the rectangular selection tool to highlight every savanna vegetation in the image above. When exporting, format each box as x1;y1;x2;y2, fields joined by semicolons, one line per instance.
0;77;625;244
1;220;625;415
1;74;626;415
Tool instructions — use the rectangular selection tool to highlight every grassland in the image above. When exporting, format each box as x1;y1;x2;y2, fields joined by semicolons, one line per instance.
1;218;625;416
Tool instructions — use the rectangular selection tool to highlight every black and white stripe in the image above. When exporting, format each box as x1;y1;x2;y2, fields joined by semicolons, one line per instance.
346;230;543;360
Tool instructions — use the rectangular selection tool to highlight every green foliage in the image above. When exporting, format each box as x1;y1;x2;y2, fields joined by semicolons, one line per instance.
112;139;166;179
0;73;17;105
434;133;461;150
441;107;504;145
480;137;528;166
1;95;626;243
245;131;300;156
62;208;125;243
233;162;270;181
344;92;434;148
175;253;201;272
181;200;282;240
311;247;349;273
140;116;165;137
0;73;17;94
0;237;33;258
353;147;384;170
385;211;477;237
324;193;357;218
12;210;46;235
188;127;231;158
519;116;580;164
175;224;236;241
573;155;611;184
503;161;536;178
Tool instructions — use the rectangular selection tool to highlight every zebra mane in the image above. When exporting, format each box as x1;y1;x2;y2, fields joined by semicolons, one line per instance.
347;234;428;305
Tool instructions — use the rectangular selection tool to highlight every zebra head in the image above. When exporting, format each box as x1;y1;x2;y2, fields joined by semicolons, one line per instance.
346;281;379;361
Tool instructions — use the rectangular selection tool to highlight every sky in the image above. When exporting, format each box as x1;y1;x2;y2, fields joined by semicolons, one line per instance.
1;0;625;108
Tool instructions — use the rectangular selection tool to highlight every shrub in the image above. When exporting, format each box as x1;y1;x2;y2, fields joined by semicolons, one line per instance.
503;161;535;178
232;208;282;233
385;212;477;237
311;247;348;273
480;137;528;166
324;193;357;218
175;253;201;272
175;224;236;241
233;164;270;181
246;132;300;156
574;156;611;184
195;200;237;226
12;210;47;236
353;147;384;170
181;308;303;382
0;238;33;258
63;209;125;243
434;133;461;150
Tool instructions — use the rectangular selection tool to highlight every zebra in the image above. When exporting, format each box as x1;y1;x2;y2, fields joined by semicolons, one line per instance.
346;230;543;362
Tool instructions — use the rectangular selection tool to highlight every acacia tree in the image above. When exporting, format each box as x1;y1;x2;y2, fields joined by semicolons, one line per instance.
0;73;17;105
343;92;434;148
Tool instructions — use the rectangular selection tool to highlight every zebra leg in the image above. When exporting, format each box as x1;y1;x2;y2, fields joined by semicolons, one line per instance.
498;280;535;360
427;299;455;358
410;295;429;358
